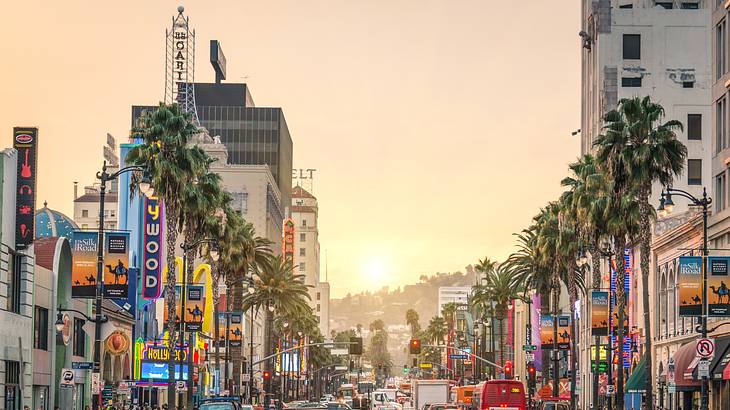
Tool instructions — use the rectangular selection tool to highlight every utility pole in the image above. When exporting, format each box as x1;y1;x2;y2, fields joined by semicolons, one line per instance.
552;278;560;398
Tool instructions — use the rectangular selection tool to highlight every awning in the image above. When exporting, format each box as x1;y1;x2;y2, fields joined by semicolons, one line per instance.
673;340;701;391
625;355;647;393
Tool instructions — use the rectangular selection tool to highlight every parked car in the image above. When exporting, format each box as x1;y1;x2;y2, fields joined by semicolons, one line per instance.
200;396;244;410
538;400;570;410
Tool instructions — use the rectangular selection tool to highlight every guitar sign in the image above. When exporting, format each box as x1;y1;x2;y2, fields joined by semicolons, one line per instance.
12;127;37;248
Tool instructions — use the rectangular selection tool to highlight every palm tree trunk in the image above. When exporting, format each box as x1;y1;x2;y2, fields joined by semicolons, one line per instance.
264;308;274;403
568;288;578;410
165;204;179;408
639;187;654;409
614;235;627;410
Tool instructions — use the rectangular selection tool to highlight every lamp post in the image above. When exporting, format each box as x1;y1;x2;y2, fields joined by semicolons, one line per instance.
659;187;711;410
92;162;152;410
247;276;256;403
180;239;219;410
552;275;560;398
599;243;615;410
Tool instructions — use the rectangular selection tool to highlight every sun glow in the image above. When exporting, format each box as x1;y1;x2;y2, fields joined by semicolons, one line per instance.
363;257;389;282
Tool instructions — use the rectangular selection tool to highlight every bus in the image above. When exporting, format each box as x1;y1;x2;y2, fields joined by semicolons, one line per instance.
472;380;526;410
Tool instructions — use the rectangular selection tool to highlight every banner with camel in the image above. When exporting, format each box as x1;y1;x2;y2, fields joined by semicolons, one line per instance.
591;291;609;336
184;285;205;331
229;312;243;347
679;256;703;317
216;312;229;348
102;232;130;299
539;314;571;350
71;231;98;298
708;256;730;316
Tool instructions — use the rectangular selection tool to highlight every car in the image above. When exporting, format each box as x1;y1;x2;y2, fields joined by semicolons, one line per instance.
539;400;570;410
424;403;460;410
321;394;336;403
326;402;353;410
200;396;244;410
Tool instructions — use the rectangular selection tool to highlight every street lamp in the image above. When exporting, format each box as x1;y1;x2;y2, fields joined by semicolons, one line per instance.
55;309;108;332
90;161;151;410
658;187;711;410
180;238;219;409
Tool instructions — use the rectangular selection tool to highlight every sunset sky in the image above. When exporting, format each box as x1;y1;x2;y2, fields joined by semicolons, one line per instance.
0;1;580;297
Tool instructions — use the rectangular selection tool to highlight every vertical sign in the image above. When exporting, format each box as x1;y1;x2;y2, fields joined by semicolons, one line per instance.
165;6;198;121
143;197;163;300
557;315;571;350
708;256;730;317
184;285;205;332
13;127;37;247
282;218;295;262
103;232;129;299
591;291;609;336
229;312;243;347
71;231;98;298
679;256;703;317
540;315;554;349
216;313;229;348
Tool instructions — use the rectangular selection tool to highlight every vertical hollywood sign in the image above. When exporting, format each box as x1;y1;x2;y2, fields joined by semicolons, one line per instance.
143;197;163;299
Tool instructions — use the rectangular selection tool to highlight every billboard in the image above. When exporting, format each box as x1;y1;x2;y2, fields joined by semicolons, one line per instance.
71;231;98;298
103;232;130;299
216;313;229;348
13;127;38;248
708;256;730;316
540;315;553;349
142;197;163;300
229;312;243;347
679;256;703;317
184;285;205;332
140;344;188;381
540;314;570;350
591;291;609;336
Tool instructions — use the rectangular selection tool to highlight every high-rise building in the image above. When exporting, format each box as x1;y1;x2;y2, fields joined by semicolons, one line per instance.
437;287;471;313
290;185;330;336
132;82;293;211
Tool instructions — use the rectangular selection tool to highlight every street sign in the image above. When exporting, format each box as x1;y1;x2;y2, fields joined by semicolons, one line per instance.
697;338;715;358
449;354;468;360
243;373;250;381
91;373;101;395
698;360;710;378
118;381;130;394
176;381;187;392
330;348;349;356
526;353;535;362
334;365;348;371
72;361;93;370
419;363;432;369
60;368;74;387
606;385;614;396
522;345;537;351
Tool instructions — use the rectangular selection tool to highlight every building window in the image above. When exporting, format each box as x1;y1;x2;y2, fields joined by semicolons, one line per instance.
718;97;727;153
688;114;702;140
623;34;641;60
300;233;306;242
681;2;699;9
619;3;633;8
683;81;695;88
82;209;88;218
718;20;726;79
302;219;307;227
317;292;321;301
300;248;306;257
299;262;306;271
717;172;727;212
73;318;86;356
688;159;702;185
7;253;21;314
317;304;321;312
655;1;674;8
4;360;20;410
34;306;48;350
622;77;642;87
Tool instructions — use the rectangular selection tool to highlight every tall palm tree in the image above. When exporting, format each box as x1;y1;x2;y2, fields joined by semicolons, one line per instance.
474;257;498;285
127;102;207;405
405;309;420;336
614;96;686;406
424;316;447;345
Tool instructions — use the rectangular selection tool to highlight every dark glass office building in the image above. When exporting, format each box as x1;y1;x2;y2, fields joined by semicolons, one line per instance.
132;82;293;208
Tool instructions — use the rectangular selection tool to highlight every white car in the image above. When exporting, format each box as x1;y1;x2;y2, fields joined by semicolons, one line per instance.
371;391;403;410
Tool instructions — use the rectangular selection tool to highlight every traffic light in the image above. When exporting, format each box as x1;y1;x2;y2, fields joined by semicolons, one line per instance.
504;360;513;379
349;337;363;355
409;339;421;354
263;370;271;391
527;362;536;386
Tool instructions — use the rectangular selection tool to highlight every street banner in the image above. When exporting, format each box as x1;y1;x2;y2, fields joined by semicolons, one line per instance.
184;285;205;332
591;291;609;336
679;256;703;316
540;315;553;349
102;232;130;299
163;285;183;327
142;196;163;300
216;313;229;348
71;231;98;298
229;312;243;347
708;256;730;316
557;315;571;350
13;127;38;248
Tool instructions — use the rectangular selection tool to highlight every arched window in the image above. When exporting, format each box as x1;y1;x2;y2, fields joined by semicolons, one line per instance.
668;270;676;335
660;272;667;337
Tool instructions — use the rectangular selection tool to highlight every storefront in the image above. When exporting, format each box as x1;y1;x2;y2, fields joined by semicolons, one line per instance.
709;333;730;409
671;341;701;410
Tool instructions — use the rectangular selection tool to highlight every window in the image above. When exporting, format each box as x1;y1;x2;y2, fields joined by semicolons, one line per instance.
622;77;642;87
619;3;634;8
717;173;727;212
34;307;48;350
683;81;695;88
302;219;307;227
7;254;21;314
718;97;727;152
623;34;641;59
5;360;19;410
317;304;321;312
681;2;699;9
300;248;306;257
688;114;702;140
317;292;321;301
688;159;702;185
300;233;306;242
110;210;116;218
73;318;86;356
718;20;726;79
299;262;306;271
656;1;674;8
82;209;88;218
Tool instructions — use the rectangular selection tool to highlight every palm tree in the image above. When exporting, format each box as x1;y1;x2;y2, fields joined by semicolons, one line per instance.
126;102;207;405
405;309;420;336
474;257;498;285
424;316;447;345
613;96;686;406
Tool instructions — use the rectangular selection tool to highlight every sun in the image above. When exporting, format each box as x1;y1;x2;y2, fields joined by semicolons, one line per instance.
364;257;389;282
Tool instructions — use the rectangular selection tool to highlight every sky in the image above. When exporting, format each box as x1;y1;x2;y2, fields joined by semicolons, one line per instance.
0;1;580;298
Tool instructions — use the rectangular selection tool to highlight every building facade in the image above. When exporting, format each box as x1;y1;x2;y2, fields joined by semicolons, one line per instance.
437;287;472;313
